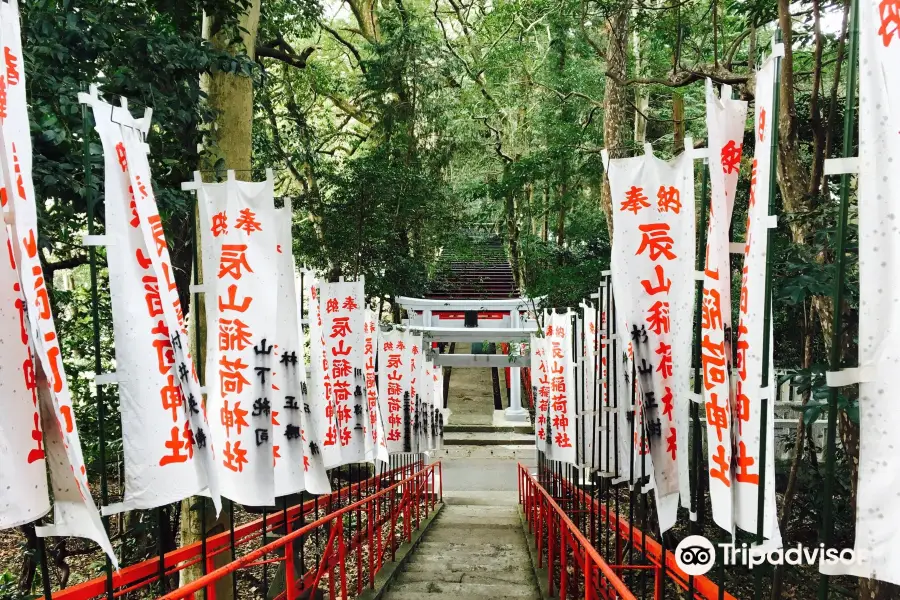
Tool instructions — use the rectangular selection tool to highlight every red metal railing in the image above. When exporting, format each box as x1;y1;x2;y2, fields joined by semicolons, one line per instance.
47;459;436;600
161;462;441;600
519;464;638;600
538;465;736;600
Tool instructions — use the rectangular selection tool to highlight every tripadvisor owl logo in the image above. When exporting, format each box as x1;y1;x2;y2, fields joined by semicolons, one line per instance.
675;535;716;576
674;535;865;575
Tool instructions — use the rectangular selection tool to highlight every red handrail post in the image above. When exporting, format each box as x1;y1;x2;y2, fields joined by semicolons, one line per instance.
415;472;421;530
205;555;217;600
390;486;398;562
536;492;543;569
548;509;555;596
584;552;592;600
518;464;523;506
285;496;296;600
403;483;412;544
377;491;384;572
285;536;296;600
367;499;375;589
654;563;663;600
338;519;347;600
560;527;568;599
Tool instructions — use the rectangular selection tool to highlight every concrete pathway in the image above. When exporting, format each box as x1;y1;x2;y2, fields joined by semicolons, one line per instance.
386;343;540;599
436;344;535;495
444;343;505;426
382;502;540;600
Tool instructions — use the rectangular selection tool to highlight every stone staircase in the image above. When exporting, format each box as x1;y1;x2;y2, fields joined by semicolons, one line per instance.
383;502;540;600
426;232;518;300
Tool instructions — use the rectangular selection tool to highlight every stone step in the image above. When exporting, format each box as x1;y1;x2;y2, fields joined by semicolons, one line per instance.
440;503;518;513
424;526;528;545
444;424;532;434
432;515;521;527
436;509;520;522
401;558;533;576
444;431;535;446
411;542;525;558
434;511;522;524
399;567;533;586
385;592;535;600
434;445;536;460
387;580;538;599
436;506;519;518
442;491;522;506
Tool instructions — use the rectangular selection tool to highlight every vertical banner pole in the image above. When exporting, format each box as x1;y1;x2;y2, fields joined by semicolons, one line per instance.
157;509;167;592
755;31;784;600
687;158;710;600
818;0;858;597
82;101;115;600
230;499;237;600
192;196;209;598
691;161;710;535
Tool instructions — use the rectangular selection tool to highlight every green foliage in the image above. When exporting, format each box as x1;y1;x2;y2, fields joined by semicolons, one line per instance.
19;0;237;479
0;571;37;600
521;198;610;308
296;146;462;301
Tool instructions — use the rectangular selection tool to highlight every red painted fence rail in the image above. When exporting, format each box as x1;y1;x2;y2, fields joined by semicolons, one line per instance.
161;462;440;600
519;463;638;600
522;463;737;600
47;460;439;600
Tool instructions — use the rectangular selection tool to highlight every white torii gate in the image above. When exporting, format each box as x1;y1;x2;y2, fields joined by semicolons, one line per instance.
396;296;542;423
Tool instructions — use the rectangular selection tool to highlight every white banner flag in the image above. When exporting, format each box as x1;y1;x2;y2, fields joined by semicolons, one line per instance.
320;281;367;466
531;333;549;454
424;358;438;450
733;52;781;546
0;0;115;562
820;2;900;583
81;95;217;515
0;177;48;529
543;311;577;465
378;328;407;453
428;362;442;450
580;304;601;470
271;214;330;496
703;79;748;534
298;276;331;494
415;357;429;451
406;330;424;453
363;311;389;463
197;176;278;506
607;146;695;532
306;278;340;467
597;285;614;477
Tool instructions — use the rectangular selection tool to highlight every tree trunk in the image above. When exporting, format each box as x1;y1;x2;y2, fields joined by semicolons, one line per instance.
526;182;535;236
672;93;685;154
542;183;549;242
506;190;523;290
17;524;38;594
555;181;567;255
599;8;631;235
180;3;261;597
201;0;261;175
633;29;648;144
